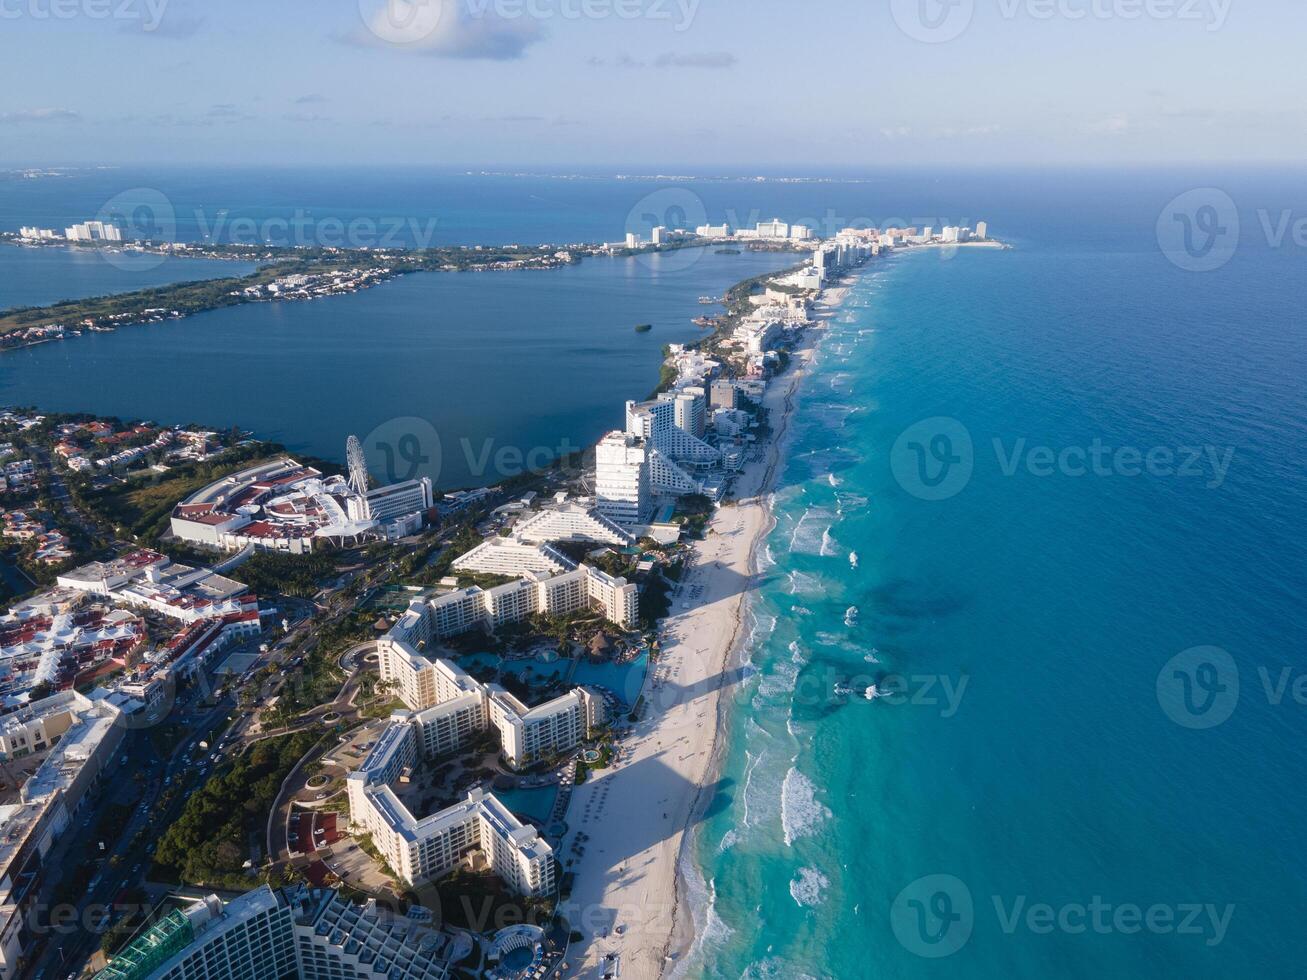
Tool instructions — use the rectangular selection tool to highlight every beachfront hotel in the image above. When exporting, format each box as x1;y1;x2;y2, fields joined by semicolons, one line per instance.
511;501;635;548
375;631;607;768
346;707;559;893
451;537;576;578
398;563;639;640
351;780;555;896
620;392;721;498
94;885;458;980
594;431;650;525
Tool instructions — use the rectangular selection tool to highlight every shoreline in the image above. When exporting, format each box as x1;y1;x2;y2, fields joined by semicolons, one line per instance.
558;278;856;979
666;281;851;974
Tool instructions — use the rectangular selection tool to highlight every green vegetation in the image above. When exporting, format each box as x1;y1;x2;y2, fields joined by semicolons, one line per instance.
153;731;319;888
239;550;338;598
0;243;578;339
409;523;483;585
639;575;673;628
670;493;715;539
72;443;278;542
421;869;555;932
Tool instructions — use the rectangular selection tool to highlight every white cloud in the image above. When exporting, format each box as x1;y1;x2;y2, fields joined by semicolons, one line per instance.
345;1;544;60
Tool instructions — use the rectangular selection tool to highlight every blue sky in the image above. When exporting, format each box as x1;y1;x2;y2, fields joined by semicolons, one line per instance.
2;0;1304;167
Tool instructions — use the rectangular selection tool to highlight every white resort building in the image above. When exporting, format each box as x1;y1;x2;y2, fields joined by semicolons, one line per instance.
511;502;635;548
451;537;576;578
376;630;607;769
94;885;461;980
594;431;649;525
347;646;576;893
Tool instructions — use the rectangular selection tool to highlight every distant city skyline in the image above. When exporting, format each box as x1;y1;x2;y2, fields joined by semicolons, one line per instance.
2;0;1305;167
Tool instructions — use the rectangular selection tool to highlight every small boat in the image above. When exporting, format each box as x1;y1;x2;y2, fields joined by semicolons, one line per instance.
698;295;719;304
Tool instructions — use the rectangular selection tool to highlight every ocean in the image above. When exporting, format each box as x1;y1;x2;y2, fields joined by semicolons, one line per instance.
683;181;1307;978
2;167;1304;977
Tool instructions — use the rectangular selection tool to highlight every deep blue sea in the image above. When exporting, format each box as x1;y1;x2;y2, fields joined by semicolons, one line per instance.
2;167;1305;977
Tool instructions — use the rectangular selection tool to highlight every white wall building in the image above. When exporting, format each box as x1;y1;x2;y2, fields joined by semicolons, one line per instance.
95;885;459;980
595;431;649;525
511;503;636;547
452;537;576;578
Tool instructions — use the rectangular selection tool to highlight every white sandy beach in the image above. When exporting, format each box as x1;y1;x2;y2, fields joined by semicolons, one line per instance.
559;282;853;979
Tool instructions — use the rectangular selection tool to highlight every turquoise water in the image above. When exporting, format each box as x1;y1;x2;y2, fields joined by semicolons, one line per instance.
495;785;559;825
3;168;1305;975
570;650;648;706
688;236;1307;977
457;650;646;707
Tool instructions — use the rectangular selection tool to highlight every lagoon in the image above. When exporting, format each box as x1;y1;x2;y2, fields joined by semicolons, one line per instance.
0;247;794;488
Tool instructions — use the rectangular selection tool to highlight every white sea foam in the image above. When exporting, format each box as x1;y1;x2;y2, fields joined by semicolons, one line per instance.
786;570;822;596
740;960;818;980
741;729;784;832
788;639;807;665
844;605;859;626
718;828;738;853
827;472;841;487
789;505;838;555
789;866;831;907
755;657;798;702
781;767;832;846
789;604;812;616
835;491;868;510
670;844;733;980
819;526;838;557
